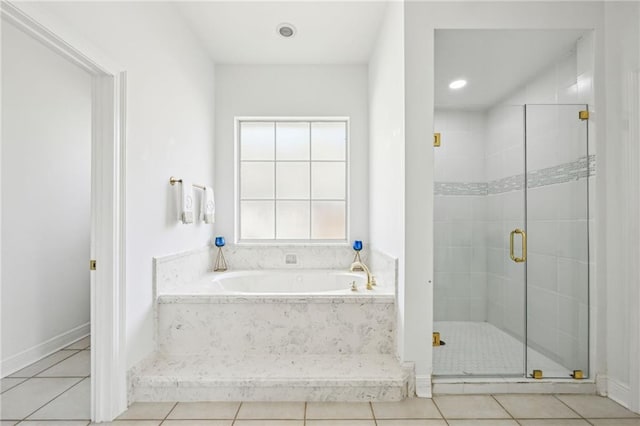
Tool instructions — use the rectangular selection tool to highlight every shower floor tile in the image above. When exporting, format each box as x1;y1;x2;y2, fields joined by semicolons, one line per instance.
433;321;568;376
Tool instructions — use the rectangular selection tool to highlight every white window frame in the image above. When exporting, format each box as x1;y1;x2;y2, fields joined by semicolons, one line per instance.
234;116;350;245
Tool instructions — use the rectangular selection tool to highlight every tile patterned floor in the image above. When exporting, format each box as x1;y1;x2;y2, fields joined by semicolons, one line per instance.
433;322;570;376
2;335;639;425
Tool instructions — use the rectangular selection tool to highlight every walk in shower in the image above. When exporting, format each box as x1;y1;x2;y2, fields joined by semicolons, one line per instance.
433;30;593;379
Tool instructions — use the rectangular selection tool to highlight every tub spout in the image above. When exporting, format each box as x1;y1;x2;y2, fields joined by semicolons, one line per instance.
350;261;373;290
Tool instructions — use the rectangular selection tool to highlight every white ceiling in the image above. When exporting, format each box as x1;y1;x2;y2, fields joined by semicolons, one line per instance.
174;1;388;64
435;30;588;110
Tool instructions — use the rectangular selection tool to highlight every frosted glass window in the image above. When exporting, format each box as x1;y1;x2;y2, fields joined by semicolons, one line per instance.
238;119;348;241
276;122;310;160
241;162;274;199
276;162;309;199
311;122;346;160
276;201;310;239
311;201;346;239
311;162;345;199
241;122;274;160
241;201;275;239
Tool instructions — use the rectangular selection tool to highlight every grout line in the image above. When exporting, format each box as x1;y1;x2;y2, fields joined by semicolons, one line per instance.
368;401;377;425
430;396;450;425
553;394;595;425
304;401;307;426
7;349;82;379
19;376;86;422
231;401;243;425
159;401;179;425
491;394;518;422
33;350;87;378
0;377;28;395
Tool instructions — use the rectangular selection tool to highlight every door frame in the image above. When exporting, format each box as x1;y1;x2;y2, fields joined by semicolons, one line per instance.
1;2;127;421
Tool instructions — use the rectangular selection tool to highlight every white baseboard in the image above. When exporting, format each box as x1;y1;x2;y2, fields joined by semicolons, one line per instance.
607;375;631;409
1;322;90;376
416;374;432;397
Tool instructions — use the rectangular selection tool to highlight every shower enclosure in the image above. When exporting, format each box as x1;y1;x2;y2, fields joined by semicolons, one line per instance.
433;103;590;378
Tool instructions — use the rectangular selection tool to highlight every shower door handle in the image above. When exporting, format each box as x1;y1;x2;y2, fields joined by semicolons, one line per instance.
510;228;527;263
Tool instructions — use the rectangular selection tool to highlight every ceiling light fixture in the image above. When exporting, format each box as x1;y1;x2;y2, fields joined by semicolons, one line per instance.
277;23;296;38
449;79;467;89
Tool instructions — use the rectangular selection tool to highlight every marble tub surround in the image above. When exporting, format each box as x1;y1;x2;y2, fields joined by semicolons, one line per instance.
157;296;395;356
133;245;404;402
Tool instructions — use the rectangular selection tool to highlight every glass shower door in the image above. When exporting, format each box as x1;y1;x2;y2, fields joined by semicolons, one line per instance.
432;105;527;377
524;104;590;379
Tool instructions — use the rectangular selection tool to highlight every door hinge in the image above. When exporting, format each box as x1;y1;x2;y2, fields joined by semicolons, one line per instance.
90;260;97;271
434;133;441;147
531;369;543;379
579;110;589;121
433;332;441;346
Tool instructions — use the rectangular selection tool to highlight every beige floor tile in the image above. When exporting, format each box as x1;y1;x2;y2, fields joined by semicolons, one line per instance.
306;421;375;426
116;402;176;420
372;398;442;419
0;378;81;420
236;402;304;420
433;395;510;419
166;402;240;419
518;420;591;426
556;395;639;418
18;422;89;425
376;421;448;426
8;352;80;378
589;420;640;425
446;421;518;426
162;421;232;426
27;378;90;420
233;421;303;426
0;422;17;426
1;378;27;393
306;402;373;419
64;336;91;350
37;351;90;378
91;422;161;426
494;395;580;419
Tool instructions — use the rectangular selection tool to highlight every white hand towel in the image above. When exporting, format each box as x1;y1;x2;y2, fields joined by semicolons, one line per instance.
201;186;215;224
181;179;194;224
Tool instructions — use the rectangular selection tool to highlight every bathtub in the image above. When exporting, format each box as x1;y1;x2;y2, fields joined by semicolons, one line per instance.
160;269;393;297
156;268;395;358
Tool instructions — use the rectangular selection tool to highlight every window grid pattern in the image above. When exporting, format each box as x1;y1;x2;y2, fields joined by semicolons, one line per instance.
238;119;348;242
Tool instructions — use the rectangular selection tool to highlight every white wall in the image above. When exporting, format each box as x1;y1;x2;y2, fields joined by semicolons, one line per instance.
214;65;369;243
403;0;604;395
603;1;640;411
1;21;92;374
28;2;217;369
368;2;406;361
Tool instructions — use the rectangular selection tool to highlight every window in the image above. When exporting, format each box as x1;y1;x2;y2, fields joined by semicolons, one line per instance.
236;118;349;242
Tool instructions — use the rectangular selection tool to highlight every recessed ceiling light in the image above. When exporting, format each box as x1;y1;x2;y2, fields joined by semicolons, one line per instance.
277;23;296;38
449;79;467;89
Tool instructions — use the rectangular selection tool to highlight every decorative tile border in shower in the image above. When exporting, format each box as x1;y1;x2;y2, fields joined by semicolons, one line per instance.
434;182;488;196
435;154;596;196
525;154;596;190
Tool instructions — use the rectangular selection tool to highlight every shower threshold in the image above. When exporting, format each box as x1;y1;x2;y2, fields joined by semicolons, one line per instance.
432;321;595;394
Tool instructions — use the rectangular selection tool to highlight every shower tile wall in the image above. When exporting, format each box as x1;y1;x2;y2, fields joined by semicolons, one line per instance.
434;111;488;322
435;32;595;373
